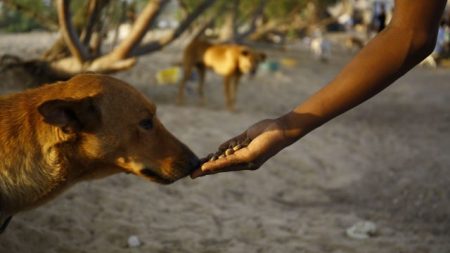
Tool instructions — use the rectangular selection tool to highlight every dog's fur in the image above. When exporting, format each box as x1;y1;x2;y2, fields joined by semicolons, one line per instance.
0;74;199;230
177;39;266;111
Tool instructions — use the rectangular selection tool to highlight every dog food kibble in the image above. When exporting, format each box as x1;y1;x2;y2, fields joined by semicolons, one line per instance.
225;148;234;156
233;145;242;151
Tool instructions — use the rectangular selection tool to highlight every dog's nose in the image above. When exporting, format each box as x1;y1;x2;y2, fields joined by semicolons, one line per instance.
188;155;201;172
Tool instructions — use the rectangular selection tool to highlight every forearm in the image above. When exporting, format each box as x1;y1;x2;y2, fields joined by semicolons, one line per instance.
193;0;447;176
280;3;445;142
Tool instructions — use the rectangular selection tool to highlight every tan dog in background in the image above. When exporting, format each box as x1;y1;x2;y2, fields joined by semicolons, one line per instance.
177;39;266;111
0;73;199;232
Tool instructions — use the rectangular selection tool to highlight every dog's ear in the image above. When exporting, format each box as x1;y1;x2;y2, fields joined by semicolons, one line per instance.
241;49;250;56
38;97;101;133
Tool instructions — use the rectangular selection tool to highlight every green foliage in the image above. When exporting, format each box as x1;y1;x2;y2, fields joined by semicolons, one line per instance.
0;0;341;33
265;0;339;20
0;10;38;32
0;0;56;32
180;0;339;23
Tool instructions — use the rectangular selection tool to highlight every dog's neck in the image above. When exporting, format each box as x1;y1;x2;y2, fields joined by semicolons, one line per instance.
0;94;76;214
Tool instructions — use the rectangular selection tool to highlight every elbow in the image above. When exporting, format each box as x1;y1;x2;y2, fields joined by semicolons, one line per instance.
410;30;438;61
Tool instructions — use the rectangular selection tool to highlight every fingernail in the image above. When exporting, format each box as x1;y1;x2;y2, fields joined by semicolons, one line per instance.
218;154;226;159
209;155;218;162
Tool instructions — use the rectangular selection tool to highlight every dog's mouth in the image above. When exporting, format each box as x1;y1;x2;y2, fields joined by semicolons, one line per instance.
140;168;173;185
135;156;200;185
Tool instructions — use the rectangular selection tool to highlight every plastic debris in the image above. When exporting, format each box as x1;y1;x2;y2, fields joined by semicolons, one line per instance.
156;67;181;85
280;58;298;68
128;235;141;248
346;221;377;239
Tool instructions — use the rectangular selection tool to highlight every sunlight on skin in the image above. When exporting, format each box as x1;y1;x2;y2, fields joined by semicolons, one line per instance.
191;0;447;178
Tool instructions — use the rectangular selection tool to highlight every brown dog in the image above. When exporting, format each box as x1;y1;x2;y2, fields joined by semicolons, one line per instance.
177;39;266;111
0;73;199;232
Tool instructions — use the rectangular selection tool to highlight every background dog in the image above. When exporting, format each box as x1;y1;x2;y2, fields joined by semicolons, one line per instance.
0;73;199;232
177;39;266;111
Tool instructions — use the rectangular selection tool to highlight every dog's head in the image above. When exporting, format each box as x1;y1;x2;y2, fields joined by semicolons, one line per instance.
238;47;266;75
37;74;199;184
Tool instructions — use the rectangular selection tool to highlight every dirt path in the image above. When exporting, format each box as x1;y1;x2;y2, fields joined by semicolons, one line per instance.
1;32;449;253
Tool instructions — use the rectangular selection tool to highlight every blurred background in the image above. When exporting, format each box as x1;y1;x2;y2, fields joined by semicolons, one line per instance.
0;1;450;253
0;0;448;89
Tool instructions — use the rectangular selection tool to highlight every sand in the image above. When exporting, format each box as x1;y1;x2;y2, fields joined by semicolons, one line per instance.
0;32;449;253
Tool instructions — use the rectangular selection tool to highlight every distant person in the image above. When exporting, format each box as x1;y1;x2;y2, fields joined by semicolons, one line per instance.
310;30;332;62
191;0;447;178
377;3;387;32
369;2;387;34
434;20;447;58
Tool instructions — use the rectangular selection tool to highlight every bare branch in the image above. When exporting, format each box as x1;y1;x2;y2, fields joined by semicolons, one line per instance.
111;0;170;60
236;0;268;41
56;0;90;63
219;0;239;41
133;0;217;57
176;0;190;18
49;54;137;75
80;0;110;47
41;36;70;61
247;3;305;42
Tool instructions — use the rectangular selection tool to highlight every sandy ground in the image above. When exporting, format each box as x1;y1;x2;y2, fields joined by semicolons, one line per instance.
0;32;450;253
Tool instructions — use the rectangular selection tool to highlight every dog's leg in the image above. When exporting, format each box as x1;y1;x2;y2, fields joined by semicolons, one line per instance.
229;75;241;112
196;64;206;105
177;62;193;105
223;75;237;112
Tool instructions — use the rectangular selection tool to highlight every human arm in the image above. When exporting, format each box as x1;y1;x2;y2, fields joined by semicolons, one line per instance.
191;0;447;178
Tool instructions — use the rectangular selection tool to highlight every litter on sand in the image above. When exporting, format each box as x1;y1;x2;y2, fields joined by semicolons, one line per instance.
346;221;377;239
155;67;182;85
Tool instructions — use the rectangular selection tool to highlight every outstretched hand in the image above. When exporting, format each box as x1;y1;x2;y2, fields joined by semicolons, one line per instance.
191;118;291;178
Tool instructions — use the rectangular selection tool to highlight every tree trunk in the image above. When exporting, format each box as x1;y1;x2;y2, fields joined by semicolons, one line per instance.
1;0;217;87
235;0;267;42
218;0;239;42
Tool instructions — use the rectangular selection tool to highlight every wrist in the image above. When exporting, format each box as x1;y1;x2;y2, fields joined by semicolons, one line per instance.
277;111;320;143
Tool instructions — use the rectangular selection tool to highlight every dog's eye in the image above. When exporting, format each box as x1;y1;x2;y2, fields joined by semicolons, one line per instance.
139;119;153;130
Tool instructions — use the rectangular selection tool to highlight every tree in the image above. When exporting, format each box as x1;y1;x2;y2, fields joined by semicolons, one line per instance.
0;0;58;31
180;0;338;43
0;0;217;87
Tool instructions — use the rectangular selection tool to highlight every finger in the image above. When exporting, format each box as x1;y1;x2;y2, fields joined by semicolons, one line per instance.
199;153;214;164
191;162;256;178
201;153;244;172
191;149;250;179
241;137;252;146
218;132;248;151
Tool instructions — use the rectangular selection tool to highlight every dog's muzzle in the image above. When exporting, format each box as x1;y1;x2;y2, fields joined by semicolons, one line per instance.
140;155;200;184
